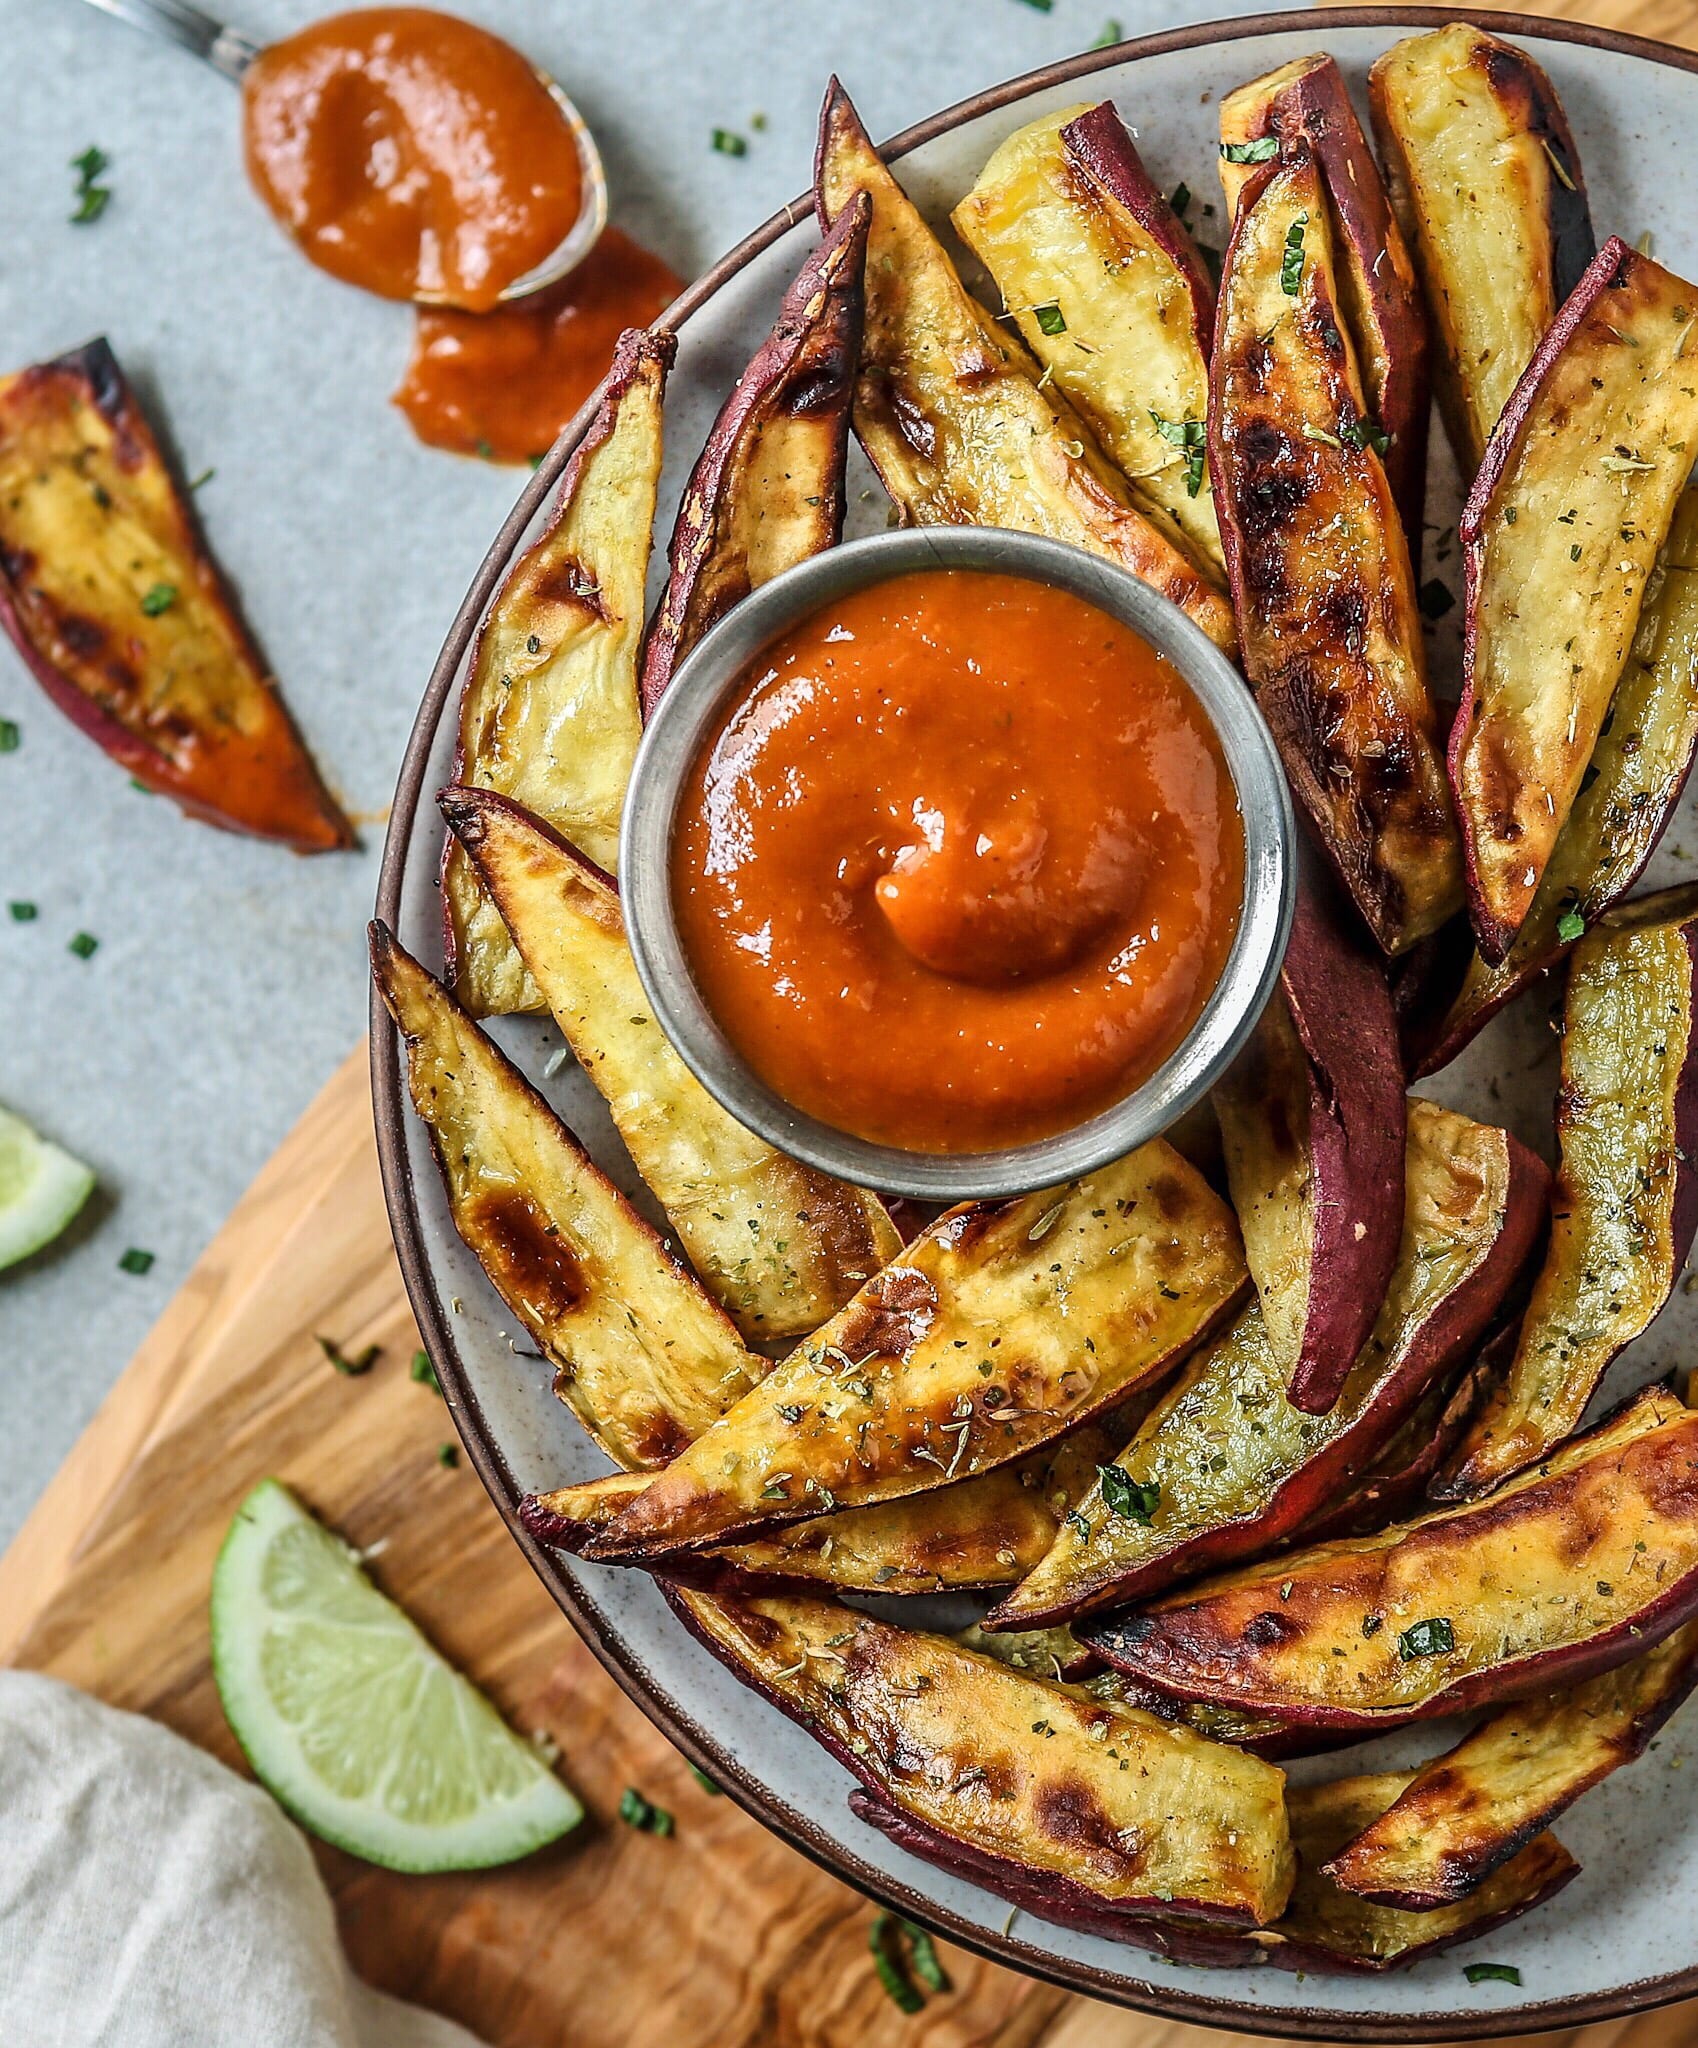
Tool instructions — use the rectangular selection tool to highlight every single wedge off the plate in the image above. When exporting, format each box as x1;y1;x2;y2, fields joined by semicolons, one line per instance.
0;1102;94;1270
211;1477;582;1871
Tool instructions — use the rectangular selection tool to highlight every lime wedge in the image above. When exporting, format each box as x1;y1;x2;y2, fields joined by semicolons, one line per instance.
0;1103;95;1270
211;1478;582;1871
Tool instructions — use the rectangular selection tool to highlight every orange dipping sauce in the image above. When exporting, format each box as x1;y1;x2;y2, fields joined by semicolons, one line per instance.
393;227;682;462
673;569;1245;1154
242;6;583;310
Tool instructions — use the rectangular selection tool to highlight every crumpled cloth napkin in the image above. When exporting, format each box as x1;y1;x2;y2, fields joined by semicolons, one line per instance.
0;1671;486;2048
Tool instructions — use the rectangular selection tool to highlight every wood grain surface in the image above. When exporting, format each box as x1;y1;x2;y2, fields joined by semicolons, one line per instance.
11;6;1698;2039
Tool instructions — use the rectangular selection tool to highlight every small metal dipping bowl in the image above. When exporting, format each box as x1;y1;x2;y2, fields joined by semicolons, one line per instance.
620;527;1295;1201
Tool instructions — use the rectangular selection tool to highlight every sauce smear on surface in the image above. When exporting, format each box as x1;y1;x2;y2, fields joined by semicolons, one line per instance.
393;227;681;462
673;568;1244;1153
242;6;583;310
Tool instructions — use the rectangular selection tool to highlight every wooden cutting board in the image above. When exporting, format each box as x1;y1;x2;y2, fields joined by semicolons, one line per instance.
7;4;1698;2039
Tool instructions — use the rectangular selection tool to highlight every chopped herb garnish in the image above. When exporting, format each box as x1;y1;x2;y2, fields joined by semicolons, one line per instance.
70;146;111;225
8;901;36;922
1418;579;1456;620
618;1786;674;1835
1169;182;1192;220
118;1247;155;1276
899;1919;950;1995
1221;136;1280;164
410;1348;443;1394
1464;1963;1522;1986
0;718;19;752
1280;213;1308;295
869;1913;926;2013
1362;1613;1383;1638
1571;542;1584;561
1033;301;1067;336
474;439;495;460
1149;411;1207;497
1557;910;1587;942
711;128;748;156
67;931;98;959
750;111;768;132
1340;416;1392;456
1398;1616;1455;1660
687;1761;722;1795
1099;1465;1160;1523
1091;18;1124;46
318;1334;378;1375
187;467;216;492
436;1442;459;1468
140;583;178;617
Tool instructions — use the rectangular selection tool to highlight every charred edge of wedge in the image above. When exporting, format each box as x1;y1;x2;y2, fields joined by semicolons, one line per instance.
1413;489;1698;1076
1084;1388;1698;1729
1436;886;1698;1500
812;78;1239;655
639;199;867;720
440;325;674;999
1092;1673;1347;1762
0;338;350;851
990;1109;1547;1629
1368;24;1594;475
1062;102;1217;346
1453;238;1698;963
1321;1620;1698;1910
1210;152;1460;956
1268;880;1407;1414
1217;55;1429;541
668;1583;1293;1929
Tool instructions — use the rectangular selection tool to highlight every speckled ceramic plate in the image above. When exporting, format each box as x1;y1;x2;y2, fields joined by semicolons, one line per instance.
373;12;1698;2034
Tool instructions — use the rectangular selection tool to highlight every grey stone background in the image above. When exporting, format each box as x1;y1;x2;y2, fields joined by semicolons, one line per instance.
0;0;1261;1548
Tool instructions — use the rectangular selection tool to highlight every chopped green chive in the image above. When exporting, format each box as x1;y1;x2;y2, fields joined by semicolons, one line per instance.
869;1913;926;2012
1014;0;1055;10
1169;182;1192;220
474;439;495;461
1091;17;1124;44
711;128;748;156
1280;213;1308;295
1557;910;1587;943
1221;136;1280;164
187;467;216;492
68;931;98;959
618;1786;674;1835
411;1348;443;1395
0;718;19;752
318;1335;378;1376
1150;411;1206;497
899;1918;950;1995
140;583;177;617
8;901;36;922
70;146;111;225
1340;416;1392;456
436;1442;460;1468
1464;1964;1522;1986
687;1761;722;1795
1099;1466;1160;1523
118;1247;155;1275
1418;579;1456;620
1398;1616;1455;1660
750;111;768;133
1033;301;1067;336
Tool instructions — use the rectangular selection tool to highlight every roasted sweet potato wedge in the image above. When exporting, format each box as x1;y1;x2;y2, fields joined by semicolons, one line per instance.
1322;1619;1698;1909
0;339;349;850
1439;886;1698;1499
1211;148;1461;955
1086;1387;1698;1730
589;1145;1247;1560
814;80;1237;653
1218;55;1428;539
442;327;672;1014
1213;880;1406;1413
369;923;761;1467
1450;240;1698;962
639;200;867;719
1414;489;1698;1074
672;1585;1296;1930
1370;23;1594;473
442;787;899;1341
951;101;1224;576
989;1101;1546;1628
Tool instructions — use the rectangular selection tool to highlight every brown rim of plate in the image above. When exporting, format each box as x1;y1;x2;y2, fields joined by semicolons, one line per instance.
372;11;1698;2036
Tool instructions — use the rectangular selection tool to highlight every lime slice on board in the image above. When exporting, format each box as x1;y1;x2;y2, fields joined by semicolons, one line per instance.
211;1478;583;1871
0;1103;95;1270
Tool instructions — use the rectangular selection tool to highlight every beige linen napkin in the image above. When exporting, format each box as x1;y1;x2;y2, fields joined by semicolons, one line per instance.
0;1671;485;2048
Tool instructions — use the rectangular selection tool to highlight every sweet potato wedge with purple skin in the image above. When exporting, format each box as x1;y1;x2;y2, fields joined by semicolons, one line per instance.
1086;1386;1698;1731
1218;55;1429;541
588;1145;1247;1562
950;101;1224;577
1438;886;1698;1500
1213;877;1406;1413
1450;240;1698;964
987;1100;1546;1630
1370;23;1594;475
1322;1619;1698;1910
814;80;1238;654
0;339;349;851
442;327;673;1014
1211;150;1462;956
638;199;867;721
853;1770;1575;1971
443;786;899;1341
670;1584;1295;1929
1413;487;1698;1075
369;923;762;1469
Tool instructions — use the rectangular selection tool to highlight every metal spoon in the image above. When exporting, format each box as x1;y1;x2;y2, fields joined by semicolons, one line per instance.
77;0;609;306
